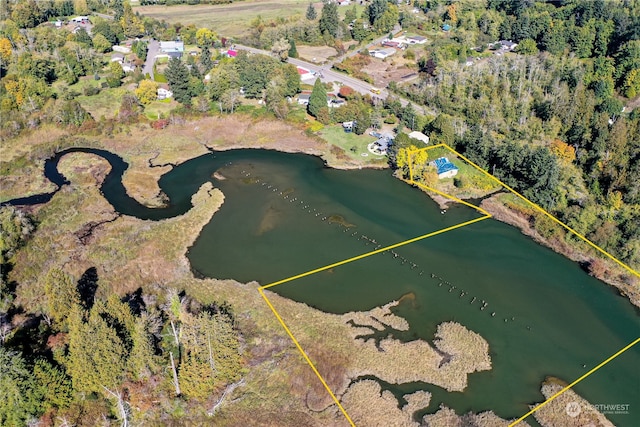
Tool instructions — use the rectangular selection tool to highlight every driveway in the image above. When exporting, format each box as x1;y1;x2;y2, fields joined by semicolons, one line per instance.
143;39;159;80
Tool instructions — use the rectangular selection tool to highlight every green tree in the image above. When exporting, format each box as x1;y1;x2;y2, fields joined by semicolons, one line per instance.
236;52;277;98
319;1;339;38
199;45;213;74
44;268;80;328
165;57;191;104
33;359;73;411
178;310;242;401
207;62;239;101
66;305;128;394
308;77;327;117
92;33;111;53
280;63;301;97
367;0;387;26
0;348;43;425
306;2;317;20
288;38;298;58
516;38;538;55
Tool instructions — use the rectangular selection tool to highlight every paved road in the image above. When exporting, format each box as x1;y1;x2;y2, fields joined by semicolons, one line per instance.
142;39;159;80
234;42;425;115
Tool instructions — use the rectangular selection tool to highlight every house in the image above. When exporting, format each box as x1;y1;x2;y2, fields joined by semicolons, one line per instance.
431;157;459;179
121;63;135;73
297;67;315;82
157;87;173;100
406;35;427;44
297;94;310;105
160;41;184;58
112;45;131;54
71;16;90;24
408;131;429;145
382;40;401;48
342;121;354;132
110;53;125;63
336;0;351;5
499;40;518;51
328;98;346;108
369;47;397;59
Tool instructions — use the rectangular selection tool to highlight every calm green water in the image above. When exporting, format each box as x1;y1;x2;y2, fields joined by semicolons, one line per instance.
162;149;639;423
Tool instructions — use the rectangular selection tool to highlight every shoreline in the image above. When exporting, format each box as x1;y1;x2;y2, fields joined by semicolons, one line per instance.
480;194;640;309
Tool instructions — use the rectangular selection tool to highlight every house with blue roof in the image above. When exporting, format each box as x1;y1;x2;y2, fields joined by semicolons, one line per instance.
431;157;458;179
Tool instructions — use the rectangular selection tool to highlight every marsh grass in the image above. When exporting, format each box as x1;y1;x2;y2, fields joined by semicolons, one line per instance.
532;378;614;427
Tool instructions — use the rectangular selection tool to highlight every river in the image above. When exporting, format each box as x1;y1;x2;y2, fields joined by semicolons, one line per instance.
17;148;640;424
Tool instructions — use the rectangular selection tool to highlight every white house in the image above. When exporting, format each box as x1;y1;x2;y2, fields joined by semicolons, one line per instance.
431;157;459;179
297;94;310;105
112;45;131;54
369;48;397;59
121;63;135;73
157;88;173;100
159;41;184;58
406;35;427;44
498;40;518;51
408;131;430;145
71;16;90;24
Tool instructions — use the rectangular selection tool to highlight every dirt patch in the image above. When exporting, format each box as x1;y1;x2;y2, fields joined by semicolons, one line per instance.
297;45;339;64
359;54;417;88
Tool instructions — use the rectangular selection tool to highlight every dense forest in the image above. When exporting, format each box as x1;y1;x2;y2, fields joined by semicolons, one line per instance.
389;0;640;272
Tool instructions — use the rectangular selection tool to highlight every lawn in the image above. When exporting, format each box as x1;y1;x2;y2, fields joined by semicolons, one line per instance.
76;86;128;120
319;125;386;164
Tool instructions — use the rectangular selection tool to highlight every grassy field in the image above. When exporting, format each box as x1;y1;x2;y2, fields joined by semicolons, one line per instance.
135;0;309;38
319;125;387;165
135;1;363;38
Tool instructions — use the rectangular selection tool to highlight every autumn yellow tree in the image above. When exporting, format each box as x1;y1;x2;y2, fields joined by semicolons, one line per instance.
0;38;12;65
135;79;158;105
549;139;576;164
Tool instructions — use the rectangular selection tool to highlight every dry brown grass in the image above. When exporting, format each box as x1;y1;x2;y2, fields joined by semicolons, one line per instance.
341;380;419;427
12;153;224;309
297;45;339;64
343;300;409;332
532;378;614;427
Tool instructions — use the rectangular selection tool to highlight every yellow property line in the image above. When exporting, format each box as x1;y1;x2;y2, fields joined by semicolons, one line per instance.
258;142;638;426
433;144;639;279
259;288;357;426
509;337;640;426
261;215;490;290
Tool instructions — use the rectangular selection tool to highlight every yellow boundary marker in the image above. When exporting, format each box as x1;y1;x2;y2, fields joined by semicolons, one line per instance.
509;337;640;426
258;142;639;426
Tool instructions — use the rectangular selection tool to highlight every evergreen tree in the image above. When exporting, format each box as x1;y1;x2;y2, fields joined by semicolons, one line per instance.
0;348;43;425
200;45;213;74
319;1;339;38
44;268;80;329
306;2;317;20
288;38;298;58
165;57;191;105
308;77;327;117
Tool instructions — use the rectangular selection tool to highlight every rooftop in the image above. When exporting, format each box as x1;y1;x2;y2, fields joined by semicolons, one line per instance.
434;157;458;175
